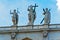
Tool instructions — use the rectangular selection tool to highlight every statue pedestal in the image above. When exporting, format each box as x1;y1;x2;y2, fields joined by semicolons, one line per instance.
43;24;49;28
11;25;17;40
11;25;17;31
28;22;33;25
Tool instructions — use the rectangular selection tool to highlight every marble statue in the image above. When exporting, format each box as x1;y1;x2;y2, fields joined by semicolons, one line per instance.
28;4;38;25
10;9;18;25
41;8;51;24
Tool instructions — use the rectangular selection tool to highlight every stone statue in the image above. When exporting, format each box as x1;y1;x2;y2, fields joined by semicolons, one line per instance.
28;4;38;25
10;9;18;25
40;8;51;24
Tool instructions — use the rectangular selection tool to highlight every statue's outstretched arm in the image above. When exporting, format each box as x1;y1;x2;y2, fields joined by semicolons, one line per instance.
10;10;13;14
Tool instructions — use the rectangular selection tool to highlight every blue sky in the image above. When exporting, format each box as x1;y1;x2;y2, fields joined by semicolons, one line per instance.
0;0;60;26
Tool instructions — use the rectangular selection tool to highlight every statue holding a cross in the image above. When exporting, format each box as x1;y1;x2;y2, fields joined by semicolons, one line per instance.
28;4;38;25
40;8;51;24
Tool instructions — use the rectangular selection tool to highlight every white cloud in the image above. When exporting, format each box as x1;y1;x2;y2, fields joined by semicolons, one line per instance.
56;0;60;10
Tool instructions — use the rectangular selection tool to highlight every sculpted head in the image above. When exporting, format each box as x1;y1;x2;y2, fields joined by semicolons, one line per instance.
46;8;48;11
14;9;16;12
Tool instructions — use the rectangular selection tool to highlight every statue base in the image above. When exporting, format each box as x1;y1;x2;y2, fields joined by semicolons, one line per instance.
28;22;33;26
11;25;17;30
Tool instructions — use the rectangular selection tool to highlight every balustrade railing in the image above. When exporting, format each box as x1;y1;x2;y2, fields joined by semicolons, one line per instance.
0;24;60;31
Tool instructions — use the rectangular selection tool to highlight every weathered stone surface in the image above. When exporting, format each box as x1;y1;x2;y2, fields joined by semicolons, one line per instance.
0;24;60;40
